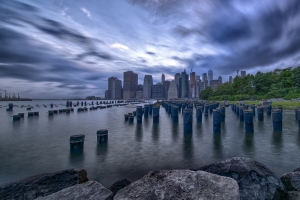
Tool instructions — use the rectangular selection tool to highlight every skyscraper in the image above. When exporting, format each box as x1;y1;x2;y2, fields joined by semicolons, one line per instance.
161;73;165;84
208;70;213;86
181;69;189;98
175;73;181;98
218;76;222;84
106;77;122;99
229;76;233;84
190;72;196;98
123;71;138;99
143;75;153;99
241;71;246;77
168;80;178;100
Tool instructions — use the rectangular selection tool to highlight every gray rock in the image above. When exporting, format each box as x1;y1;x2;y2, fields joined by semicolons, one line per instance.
197;157;286;200
281;172;300;191
108;179;131;197
287;191;300;200
0;168;88;200
36;181;113;200
114;169;240;200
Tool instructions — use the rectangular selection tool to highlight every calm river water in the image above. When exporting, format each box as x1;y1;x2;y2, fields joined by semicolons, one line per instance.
0;100;300;187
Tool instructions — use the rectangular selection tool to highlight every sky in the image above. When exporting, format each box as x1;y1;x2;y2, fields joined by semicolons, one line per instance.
0;0;300;98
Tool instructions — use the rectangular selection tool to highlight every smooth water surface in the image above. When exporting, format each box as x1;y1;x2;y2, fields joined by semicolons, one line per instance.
0;100;300;187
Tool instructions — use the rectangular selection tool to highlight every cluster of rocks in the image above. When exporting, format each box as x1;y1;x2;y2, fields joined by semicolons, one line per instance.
1;157;300;199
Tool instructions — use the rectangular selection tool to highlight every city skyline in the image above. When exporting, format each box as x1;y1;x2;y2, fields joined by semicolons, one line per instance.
1;0;300;98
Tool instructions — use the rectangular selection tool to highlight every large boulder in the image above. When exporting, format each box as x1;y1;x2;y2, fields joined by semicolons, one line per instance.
36;181;113;200
0;169;88;200
281;171;300;191
197;157;286;200
108;179;131;197
114;169;240;200
287;191;300;200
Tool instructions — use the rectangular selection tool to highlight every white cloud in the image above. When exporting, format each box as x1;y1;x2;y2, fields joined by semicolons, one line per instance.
110;43;129;51
81;7;91;18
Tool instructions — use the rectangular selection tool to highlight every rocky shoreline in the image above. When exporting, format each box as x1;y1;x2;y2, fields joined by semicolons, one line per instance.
1;157;299;200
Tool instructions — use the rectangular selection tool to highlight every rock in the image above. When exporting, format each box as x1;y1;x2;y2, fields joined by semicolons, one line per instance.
281;172;300;191
287;191;300;200
114;169;240;200
0;168;88;200
197;157;286;200
36;181;113;200
294;167;300;172
108;179;131;197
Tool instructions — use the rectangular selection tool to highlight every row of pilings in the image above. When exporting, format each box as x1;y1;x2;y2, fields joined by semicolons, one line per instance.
124;103;161;124
230;102;288;132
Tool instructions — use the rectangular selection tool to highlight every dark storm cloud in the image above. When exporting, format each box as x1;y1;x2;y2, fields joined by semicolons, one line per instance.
77;51;114;61
146;52;156;56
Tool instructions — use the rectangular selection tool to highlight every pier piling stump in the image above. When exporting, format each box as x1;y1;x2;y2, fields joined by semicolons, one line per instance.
171;106;179;124
12;115;20;121
128;115;134;123
144;105;149;118
153;106;160;124
257;107;264;121
70;134;85;152
136;106;143;124
272;109;282;131
239;106;244;122
220;106;225;122
183;109;193;134
244;110;254;133
213;109;221;133
196;107;202;123
97;129;108;143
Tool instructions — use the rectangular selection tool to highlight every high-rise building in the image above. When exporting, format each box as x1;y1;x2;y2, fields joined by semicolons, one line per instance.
123;71;138;99
229;76;233;84
196;75;200;81
168;80;178;100
181;69;189;98
143;75;153;99
218;76;222;85
202;73;208;89
152;83;166;99
161;73;165;84
210;80;220;91
208;70;213;86
106;77;122;99
241;71;246;77
175;73;181;98
163;80;170;99
190;72;196;98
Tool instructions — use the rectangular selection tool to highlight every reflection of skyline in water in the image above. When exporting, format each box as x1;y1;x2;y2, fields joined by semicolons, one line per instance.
0;100;298;187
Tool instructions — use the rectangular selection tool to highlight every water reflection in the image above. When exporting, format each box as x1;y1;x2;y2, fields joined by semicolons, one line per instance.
152;124;159;142
96;142;108;162
172;124;179;142
183;134;193;161
69;151;85;166
135;124;143;142
272;131;283;150
213;133;222;158
243;133;254;153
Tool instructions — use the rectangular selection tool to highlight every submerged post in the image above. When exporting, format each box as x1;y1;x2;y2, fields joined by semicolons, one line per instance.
153;106;160;124
244;109;254;133
183;109;193;134
213;109;221;133
136;106;143;124
220;106;225;122
97;129;108;143
196;107;202;123
272;109;282;131
149;104;153;115
239;106;244;122
266;105;272;116
128;115;134;123
144;105;149;118
70;134;85;152
297;110;300;128
257;106;264;121
171;106;179;124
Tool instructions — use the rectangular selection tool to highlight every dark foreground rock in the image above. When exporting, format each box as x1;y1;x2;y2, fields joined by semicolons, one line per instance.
108;179;131;197
36;181;113;200
0;169;88;200
287;191;300;200
197;157;286;200
281;171;300;191
114;169;239;200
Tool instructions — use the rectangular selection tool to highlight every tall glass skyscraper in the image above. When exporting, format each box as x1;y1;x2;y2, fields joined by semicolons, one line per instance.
143;75;153;99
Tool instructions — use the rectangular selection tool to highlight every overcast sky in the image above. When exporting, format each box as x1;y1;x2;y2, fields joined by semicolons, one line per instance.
1;0;300;98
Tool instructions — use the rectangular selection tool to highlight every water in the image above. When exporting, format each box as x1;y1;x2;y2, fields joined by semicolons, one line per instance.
0;100;300;187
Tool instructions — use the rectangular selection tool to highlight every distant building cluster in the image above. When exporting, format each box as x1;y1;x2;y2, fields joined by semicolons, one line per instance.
104;69;247;100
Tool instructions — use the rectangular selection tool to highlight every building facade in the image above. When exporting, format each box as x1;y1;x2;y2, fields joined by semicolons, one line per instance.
241;71;246;77
152;83;165;99
168;80;178;100
105;77;122;99
161;73;165;84
175;73;181;98
143;75;153;99
181;70;189;98
208;70;213;86
123;71;138;99
229;76;233;84
210;80;220;91
190;72;196;98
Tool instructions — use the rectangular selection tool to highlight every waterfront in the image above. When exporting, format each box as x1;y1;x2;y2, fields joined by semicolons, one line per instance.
0;100;300;188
